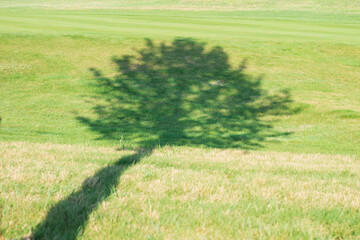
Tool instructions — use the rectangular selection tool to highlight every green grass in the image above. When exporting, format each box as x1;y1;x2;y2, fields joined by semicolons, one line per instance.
1;9;359;155
0;1;360;239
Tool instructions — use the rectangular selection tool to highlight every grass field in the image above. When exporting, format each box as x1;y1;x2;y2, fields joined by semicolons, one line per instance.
1;1;360;239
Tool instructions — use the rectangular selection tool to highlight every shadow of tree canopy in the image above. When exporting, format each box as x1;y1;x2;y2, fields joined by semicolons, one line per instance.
79;38;293;149
30;38;296;240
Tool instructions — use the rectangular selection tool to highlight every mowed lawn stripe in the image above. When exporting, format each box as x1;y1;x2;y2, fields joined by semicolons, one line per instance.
0;10;359;44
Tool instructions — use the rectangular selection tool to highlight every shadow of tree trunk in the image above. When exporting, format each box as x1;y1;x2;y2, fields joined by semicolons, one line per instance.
30;148;152;240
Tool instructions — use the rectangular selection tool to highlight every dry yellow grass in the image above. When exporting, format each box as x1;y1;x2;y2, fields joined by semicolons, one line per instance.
1;141;359;239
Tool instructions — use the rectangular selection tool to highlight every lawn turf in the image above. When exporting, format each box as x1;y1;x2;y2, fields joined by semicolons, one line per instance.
0;1;360;239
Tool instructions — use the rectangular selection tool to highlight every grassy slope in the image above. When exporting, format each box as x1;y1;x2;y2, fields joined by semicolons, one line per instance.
1;1;360;239
1;9;359;155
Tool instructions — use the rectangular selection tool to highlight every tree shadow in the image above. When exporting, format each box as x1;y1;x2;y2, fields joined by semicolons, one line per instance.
79;38;294;149
31;38;296;239
31;148;152;240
